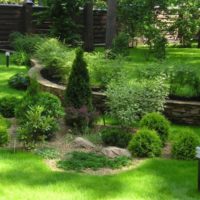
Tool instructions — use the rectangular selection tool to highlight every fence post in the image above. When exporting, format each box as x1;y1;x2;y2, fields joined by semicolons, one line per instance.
23;0;33;34
83;1;94;52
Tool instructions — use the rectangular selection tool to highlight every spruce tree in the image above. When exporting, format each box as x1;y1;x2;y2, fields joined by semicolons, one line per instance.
65;48;92;110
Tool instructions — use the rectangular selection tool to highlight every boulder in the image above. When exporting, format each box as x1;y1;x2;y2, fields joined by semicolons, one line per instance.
74;137;96;149
102;147;131;158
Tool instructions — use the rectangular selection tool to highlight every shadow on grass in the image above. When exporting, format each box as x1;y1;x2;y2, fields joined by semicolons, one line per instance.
0;149;200;200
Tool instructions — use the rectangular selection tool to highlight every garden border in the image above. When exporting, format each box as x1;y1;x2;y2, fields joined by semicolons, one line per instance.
29;59;200;126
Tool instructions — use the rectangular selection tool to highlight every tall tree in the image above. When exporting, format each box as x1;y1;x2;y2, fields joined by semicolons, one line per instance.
106;0;117;48
83;0;94;52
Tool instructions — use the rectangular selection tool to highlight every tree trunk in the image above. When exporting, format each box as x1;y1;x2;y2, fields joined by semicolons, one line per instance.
83;0;94;52
106;0;117;49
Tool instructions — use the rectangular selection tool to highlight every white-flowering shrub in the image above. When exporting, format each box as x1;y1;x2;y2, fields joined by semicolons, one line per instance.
106;75;169;126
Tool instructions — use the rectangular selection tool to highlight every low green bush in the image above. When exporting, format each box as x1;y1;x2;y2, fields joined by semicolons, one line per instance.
111;32;130;57
36;38;72;84
15;92;64;122
8;72;30;90
9;32;44;54
57;151;130;171
140;113;170;145
0;115;9;146
0;126;8;147
128;129;162;158
0;96;20;118
172;130;200;160
11;51;30;66
101;127;133;148
17;106;58;149
35;147;60;159
106;75;169;126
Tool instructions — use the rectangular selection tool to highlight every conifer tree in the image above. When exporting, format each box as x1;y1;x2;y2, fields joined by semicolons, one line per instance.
65;48;92;110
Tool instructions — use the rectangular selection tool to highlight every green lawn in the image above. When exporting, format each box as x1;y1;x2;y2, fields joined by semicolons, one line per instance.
0;149;199;200
0;53;27;98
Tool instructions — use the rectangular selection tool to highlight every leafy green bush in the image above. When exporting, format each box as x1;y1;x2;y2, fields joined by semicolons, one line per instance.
0;126;8;147
128;129;162;158
101;127;133;148
17;106;58;149
0;96;20;118
10;33;44;54
58;151;130;171
65;48;93;130
36;38;72;84
111;32;130;57
140;113;170;145
15;92;64;122
0;115;9;146
172;130;200;160
11;51;30;66
152;35;167;60
169;66;200;99
106;75;169;126
8;72;30;90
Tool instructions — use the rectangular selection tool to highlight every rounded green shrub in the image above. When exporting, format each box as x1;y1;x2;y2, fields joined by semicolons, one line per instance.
15;92;64;121
101;127;133;148
0;96;20;118
11;51;30;66
140;112;170;145
172;130;200;160
128;128;162;158
8;72;30;90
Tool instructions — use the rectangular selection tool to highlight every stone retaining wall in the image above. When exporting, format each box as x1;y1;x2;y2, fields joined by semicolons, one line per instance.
164;100;200;125
29;59;200;125
29;59;107;112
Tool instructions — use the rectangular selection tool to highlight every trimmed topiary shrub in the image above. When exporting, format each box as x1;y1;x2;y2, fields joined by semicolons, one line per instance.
8;72;30;90
172;130;200;160
65;48;93;130
101;127;133;148
140;112;170;145
128;128;162;158
0;96;20;118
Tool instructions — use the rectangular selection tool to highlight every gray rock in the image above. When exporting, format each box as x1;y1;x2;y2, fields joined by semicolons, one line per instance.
102;147;131;158
74;137;96;149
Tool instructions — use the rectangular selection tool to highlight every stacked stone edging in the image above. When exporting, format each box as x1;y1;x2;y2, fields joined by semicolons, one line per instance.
164;100;200;125
29;59;107;112
29;59;200;125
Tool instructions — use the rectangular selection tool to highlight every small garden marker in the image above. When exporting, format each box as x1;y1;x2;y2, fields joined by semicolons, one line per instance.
5;52;10;68
196;147;200;191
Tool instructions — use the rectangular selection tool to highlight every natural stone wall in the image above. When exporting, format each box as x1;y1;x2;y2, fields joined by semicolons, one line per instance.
164;100;200;125
29;59;200;125
29;59;107;112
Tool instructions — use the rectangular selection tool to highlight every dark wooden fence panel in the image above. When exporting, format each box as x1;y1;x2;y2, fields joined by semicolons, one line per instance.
0;3;107;49
0;5;23;49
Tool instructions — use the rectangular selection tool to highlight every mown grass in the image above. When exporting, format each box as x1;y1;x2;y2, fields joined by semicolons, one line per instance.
0;149;200;200
0;53;27;98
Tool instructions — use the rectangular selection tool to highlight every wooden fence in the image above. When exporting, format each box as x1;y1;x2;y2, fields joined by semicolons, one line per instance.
0;2;107;49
